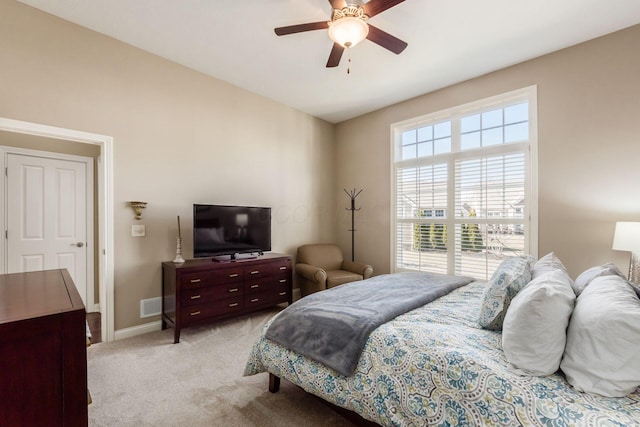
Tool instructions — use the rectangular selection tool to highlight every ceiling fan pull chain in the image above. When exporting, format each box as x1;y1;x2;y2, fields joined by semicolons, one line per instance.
347;50;351;75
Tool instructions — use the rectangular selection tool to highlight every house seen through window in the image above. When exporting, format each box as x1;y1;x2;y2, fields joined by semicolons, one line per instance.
392;87;538;280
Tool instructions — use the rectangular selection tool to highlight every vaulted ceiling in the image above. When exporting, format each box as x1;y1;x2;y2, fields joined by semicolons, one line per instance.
18;0;640;123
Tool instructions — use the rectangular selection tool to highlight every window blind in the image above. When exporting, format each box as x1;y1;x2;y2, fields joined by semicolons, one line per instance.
392;88;536;280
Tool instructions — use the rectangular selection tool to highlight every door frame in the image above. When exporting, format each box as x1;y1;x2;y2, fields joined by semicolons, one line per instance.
0;118;115;342
3;148;95;311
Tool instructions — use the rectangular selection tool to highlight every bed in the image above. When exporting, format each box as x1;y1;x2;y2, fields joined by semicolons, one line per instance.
244;270;640;426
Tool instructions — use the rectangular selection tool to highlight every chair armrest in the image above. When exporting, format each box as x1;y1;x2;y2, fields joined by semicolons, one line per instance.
295;263;327;284
342;260;373;279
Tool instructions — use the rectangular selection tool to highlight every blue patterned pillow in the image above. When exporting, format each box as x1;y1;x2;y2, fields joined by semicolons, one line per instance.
478;255;536;330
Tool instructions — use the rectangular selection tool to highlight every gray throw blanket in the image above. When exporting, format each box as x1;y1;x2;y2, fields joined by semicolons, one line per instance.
265;271;474;376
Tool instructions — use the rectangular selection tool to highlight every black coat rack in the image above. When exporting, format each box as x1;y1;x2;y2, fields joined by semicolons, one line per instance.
344;188;363;262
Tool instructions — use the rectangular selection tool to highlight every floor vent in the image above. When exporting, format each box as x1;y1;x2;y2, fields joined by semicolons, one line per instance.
140;297;162;318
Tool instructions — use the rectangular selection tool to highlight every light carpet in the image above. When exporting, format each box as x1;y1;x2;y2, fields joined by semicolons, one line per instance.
88;307;358;427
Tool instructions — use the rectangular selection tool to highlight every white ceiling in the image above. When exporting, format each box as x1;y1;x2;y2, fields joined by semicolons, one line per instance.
18;0;640;123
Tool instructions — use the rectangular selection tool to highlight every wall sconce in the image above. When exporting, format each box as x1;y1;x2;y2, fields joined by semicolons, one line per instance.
612;221;640;284
129;201;147;220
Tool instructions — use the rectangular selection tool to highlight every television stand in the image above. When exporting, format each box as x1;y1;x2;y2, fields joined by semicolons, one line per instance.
161;253;292;343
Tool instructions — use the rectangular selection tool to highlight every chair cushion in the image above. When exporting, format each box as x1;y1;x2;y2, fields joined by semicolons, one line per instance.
297;244;344;271
326;270;363;288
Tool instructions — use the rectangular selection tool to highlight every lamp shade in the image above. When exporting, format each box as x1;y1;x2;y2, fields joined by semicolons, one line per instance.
328;16;369;48
612;221;640;252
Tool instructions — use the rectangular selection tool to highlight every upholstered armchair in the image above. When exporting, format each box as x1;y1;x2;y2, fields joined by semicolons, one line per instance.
295;243;373;297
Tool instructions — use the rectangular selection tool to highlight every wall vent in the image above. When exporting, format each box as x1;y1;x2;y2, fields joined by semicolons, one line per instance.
140;297;162;318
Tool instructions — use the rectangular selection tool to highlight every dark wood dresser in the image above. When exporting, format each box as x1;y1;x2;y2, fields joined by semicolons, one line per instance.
0;269;88;426
162;253;292;343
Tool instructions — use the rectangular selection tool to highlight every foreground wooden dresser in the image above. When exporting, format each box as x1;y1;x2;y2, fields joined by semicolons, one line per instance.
162;253;292;343
0;269;88;426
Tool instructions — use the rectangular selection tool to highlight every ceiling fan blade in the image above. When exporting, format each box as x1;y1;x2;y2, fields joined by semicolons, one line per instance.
274;21;329;36
366;24;407;54
328;0;345;8
326;43;345;67
362;0;405;17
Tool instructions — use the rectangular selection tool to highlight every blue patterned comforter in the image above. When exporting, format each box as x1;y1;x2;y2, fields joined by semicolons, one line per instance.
244;280;640;426
265;272;472;376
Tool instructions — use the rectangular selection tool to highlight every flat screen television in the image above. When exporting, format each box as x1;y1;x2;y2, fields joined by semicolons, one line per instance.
193;204;271;258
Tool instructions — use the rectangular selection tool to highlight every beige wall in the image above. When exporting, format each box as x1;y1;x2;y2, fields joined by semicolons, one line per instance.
336;24;640;278
2;0;639;333
0;1;337;331
0;131;101;158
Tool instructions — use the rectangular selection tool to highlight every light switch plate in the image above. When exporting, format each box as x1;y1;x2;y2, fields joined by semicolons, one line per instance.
131;224;146;237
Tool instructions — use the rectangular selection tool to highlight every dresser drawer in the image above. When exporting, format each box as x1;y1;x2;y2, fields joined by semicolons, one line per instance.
244;259;291;282
244;288;288;311
214;267;245;283
271;259;292;275
245;278;273;295
181;296;243;323
245;276;290;294
180;267;243;287
243;264;272;280
180;283;243;306
273;274;290;289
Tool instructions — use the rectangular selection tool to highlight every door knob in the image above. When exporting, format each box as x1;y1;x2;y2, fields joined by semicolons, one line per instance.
73;242;84;247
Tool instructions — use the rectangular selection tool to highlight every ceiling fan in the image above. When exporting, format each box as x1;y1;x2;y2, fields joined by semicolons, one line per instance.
274;0;408;68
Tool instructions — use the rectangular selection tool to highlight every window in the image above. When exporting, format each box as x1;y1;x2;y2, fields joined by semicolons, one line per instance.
392;87;537;280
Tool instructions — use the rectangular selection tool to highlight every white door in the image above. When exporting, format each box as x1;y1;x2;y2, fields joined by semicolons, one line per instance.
6;153;90;305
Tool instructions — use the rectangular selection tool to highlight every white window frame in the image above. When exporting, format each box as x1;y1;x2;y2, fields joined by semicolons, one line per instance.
390;86;538;276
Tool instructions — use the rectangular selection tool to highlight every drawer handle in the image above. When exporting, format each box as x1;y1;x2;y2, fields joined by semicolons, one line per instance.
250;284;260;289
250;298;259;303
190;278;201;284
229;273;239;278
190;295;201;300
250;270;260;275
229;288;239;293
279;279;286;283
279;292;287;296
279;266;287;270
190;311;201;316
229;302;239;307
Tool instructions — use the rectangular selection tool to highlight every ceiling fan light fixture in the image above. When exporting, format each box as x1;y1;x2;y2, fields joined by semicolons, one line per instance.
274;0;407;69
328;6;369;48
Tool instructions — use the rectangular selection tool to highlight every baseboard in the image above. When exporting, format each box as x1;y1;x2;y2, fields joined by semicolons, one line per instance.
114;320;162;341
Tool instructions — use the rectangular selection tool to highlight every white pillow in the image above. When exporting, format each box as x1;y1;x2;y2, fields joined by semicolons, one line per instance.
531;252;568;279
531;252;579;294
502;269;576;376
560;275;640;397
573;263;625;295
